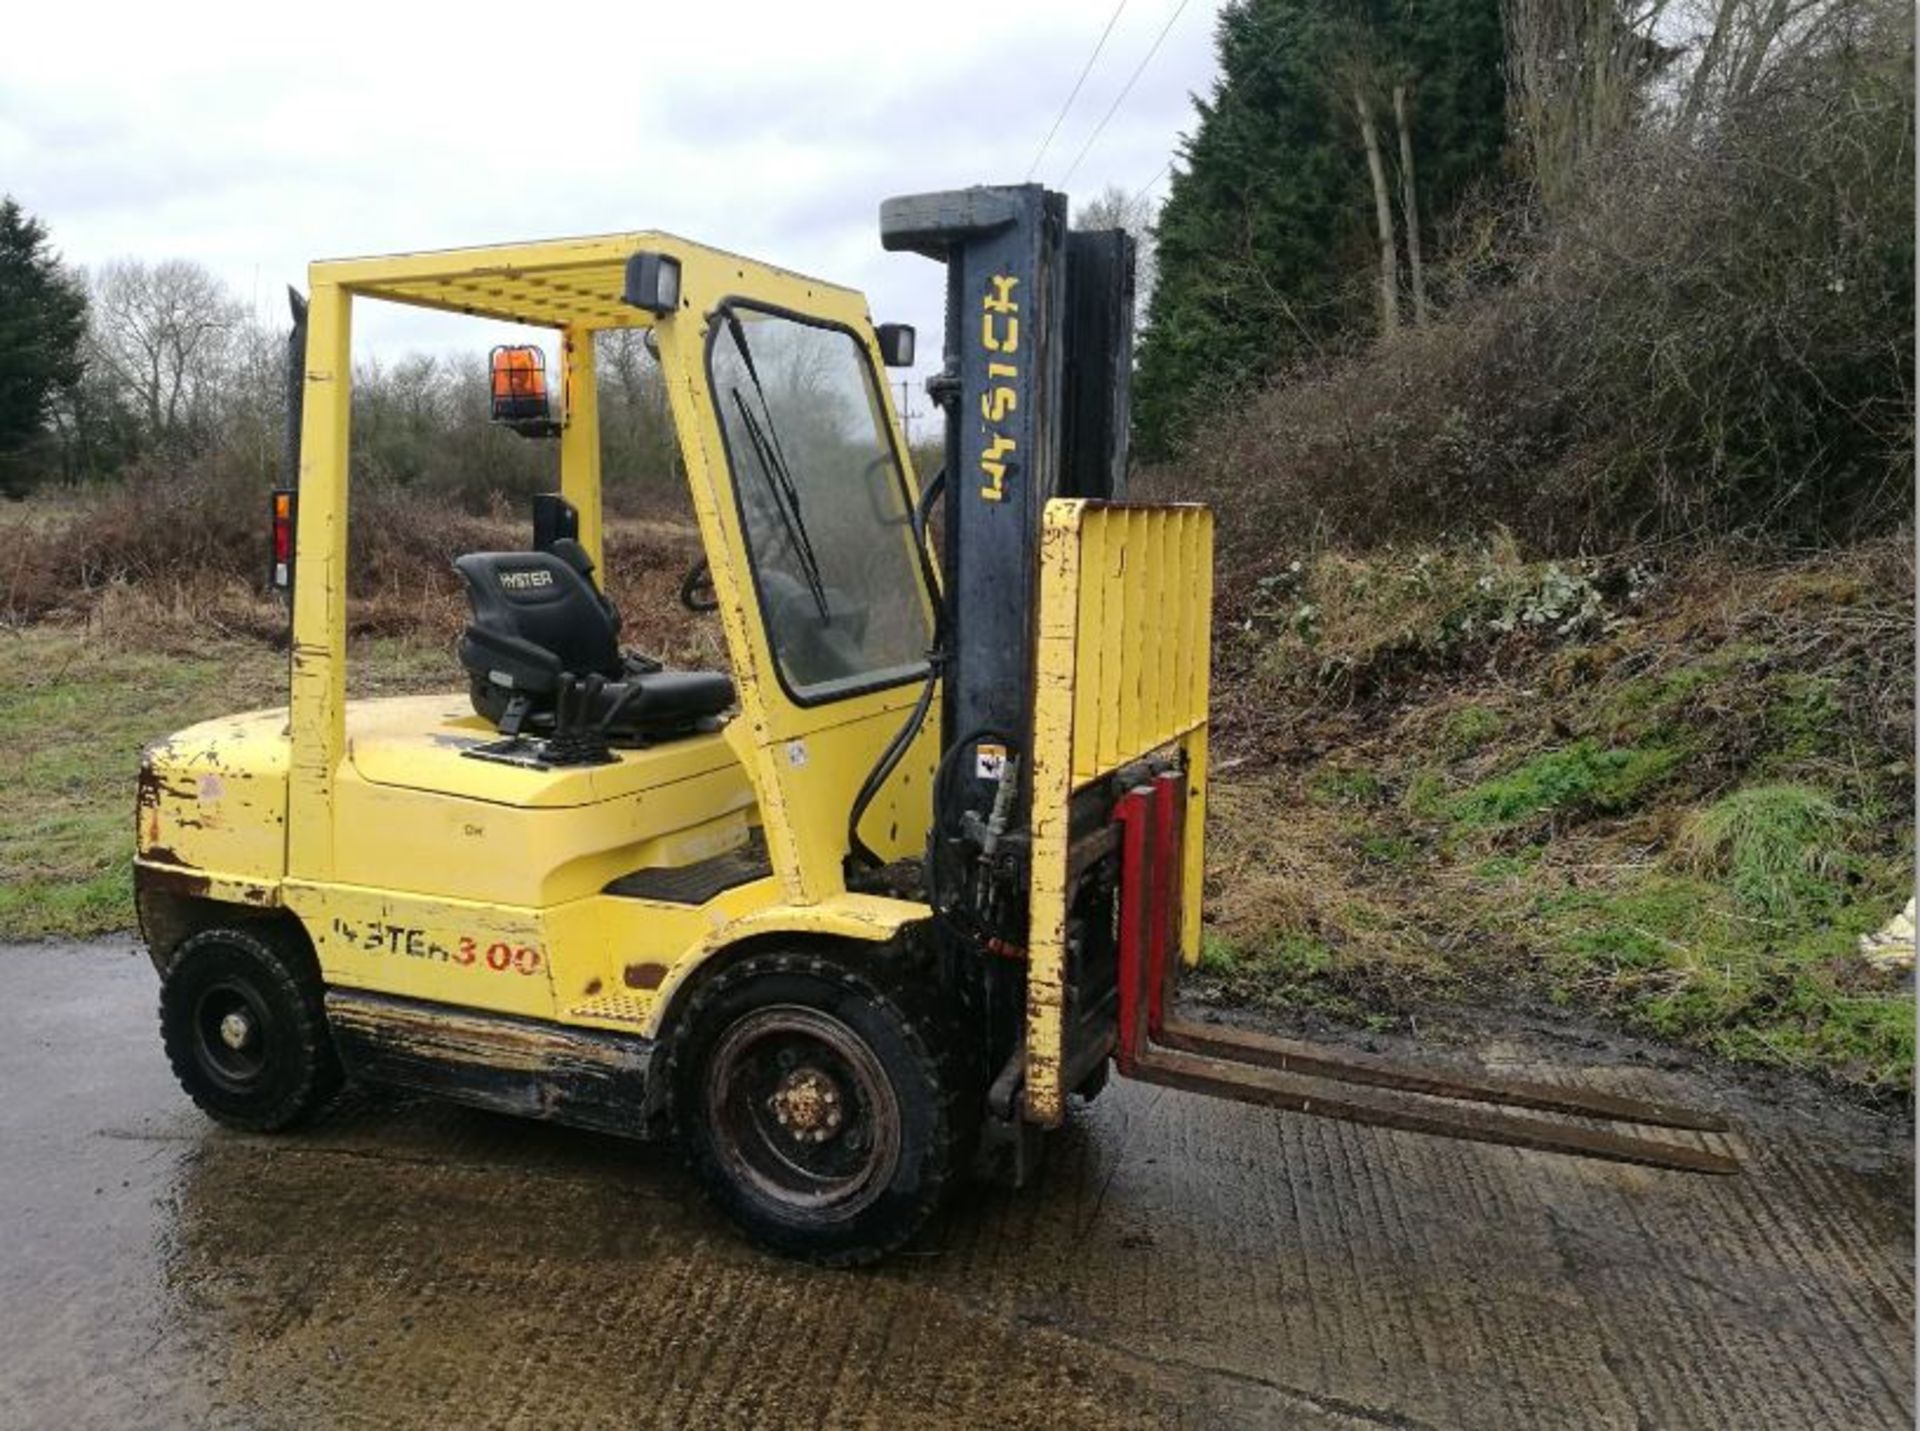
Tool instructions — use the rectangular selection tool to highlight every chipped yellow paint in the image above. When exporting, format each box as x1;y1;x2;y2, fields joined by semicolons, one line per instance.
558;324;604;570
137;705;290;881
1024;500;1212;1126
287;282;351;885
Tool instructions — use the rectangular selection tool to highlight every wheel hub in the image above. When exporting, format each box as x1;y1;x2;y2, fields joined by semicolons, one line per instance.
768;1066;845;1142
218;1010;255;1051
705;1003;902;1218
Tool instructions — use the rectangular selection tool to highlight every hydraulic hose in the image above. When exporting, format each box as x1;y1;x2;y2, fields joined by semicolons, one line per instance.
845;467;949;871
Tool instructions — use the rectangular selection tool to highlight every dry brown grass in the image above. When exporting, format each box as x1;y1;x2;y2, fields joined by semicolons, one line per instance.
1;474;720;668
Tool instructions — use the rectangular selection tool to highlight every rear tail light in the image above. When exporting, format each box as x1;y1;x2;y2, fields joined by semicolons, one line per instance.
269;488;296;593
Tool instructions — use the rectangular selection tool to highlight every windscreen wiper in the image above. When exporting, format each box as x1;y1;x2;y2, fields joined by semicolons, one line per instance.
724;314;831;622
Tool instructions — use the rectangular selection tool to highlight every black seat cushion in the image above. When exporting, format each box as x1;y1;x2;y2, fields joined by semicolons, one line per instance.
611;670;736;730
453;548;734;742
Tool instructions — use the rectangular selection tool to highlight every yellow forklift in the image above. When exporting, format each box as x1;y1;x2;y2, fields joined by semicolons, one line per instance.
136;186;1734;1265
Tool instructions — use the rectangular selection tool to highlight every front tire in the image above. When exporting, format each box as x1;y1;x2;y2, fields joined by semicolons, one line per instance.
159;926;341;1132
668;949;972;1266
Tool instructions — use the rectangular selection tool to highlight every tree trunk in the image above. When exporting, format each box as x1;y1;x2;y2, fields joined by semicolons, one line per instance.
1392;82;1427;328
1353;81;1399;337
1679;0;1741;126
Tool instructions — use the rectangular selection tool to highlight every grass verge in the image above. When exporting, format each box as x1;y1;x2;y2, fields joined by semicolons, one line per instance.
0;624;451;940
1193;538;1914;1092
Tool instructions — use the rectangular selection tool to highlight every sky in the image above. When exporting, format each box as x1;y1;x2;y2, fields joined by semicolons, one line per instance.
1;0;1227;426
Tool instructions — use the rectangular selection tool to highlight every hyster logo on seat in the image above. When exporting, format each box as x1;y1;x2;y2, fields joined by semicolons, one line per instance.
499;568;555;592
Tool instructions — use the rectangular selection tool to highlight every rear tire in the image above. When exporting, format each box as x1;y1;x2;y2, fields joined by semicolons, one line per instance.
668;948;973;1266
159;926;341;1132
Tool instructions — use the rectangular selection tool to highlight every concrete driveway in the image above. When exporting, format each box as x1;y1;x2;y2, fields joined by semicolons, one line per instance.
0;939;1909;1429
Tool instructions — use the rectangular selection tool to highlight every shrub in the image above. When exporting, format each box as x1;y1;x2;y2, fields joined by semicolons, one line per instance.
1160;10;1914;555
1681;784;1851;918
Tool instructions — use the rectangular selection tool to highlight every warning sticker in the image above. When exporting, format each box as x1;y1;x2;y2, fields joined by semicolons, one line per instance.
974;742;1008;781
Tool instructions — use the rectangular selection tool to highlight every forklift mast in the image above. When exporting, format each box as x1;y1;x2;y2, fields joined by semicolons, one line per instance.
881;184;1135;918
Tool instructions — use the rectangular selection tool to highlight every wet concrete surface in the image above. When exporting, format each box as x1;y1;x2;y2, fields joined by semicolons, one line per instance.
0;939;1911;1430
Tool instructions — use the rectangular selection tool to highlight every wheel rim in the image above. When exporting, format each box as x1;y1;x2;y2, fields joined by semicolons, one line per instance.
704;1004;901;1219
191;978;274;1091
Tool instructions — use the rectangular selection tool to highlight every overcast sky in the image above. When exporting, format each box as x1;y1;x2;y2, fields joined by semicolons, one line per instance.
3;0;1226;425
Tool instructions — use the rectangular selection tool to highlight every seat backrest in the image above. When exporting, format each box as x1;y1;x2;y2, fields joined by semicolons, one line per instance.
453;550;623;680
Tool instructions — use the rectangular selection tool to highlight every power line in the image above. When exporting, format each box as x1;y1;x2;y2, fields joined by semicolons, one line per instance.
1130;159;1173;207
1027;0;1131;181
1059;0;1195;188
1128;12;1296;208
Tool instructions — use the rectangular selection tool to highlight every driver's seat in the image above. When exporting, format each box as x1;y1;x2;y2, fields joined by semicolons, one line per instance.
453;539;733;744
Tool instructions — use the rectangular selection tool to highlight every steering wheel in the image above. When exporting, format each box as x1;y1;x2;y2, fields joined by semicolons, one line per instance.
680;557;720;613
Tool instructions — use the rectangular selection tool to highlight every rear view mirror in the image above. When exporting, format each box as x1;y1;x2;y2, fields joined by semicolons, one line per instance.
490;345;560;438
876;323;915;368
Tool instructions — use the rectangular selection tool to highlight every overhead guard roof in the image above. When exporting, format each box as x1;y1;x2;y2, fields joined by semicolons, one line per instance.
308;232;857;330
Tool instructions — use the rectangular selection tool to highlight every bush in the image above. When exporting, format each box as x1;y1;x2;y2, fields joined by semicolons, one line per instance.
1162;11;1914;556
0;458;702;644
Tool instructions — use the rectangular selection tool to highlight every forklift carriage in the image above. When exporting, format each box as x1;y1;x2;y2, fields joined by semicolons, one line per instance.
135;187;1735;1266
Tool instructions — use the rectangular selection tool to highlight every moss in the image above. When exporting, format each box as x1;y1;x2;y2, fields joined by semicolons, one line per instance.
1357;833;1418;867
1402;769;1449;819
1450;740;1683;828
1756;672;1848;769
1191;932;1377;1021
1441;704;1503;757
1308;765;1383;805
1474;847;1545;880
1593;645;1764;736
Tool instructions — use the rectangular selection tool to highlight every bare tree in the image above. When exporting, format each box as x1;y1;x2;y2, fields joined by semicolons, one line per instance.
1327;15;1403;339
1391;81;1430;327
598;328;680;503
87;259;244;452
1073;184;1159;329
1503;0;1679;208
1352;75;1402;336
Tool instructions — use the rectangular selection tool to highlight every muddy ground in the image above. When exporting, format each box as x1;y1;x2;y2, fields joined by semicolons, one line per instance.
0;940;1911;1430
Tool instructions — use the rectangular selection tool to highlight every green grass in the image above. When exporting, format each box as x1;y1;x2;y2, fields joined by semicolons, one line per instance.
1680;784;1850;918
1450;740;1684;828
1533;868;1912;1089
0;627;451;940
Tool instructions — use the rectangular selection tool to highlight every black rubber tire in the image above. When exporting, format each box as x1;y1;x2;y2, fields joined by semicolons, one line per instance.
159;926;341;1133
667;948;974;1267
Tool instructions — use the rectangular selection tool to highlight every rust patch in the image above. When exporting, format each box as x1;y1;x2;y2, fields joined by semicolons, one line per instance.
134;758;193;811
623;962;668;991
584;978;604;996
135;863;211;902
139;846;200;872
